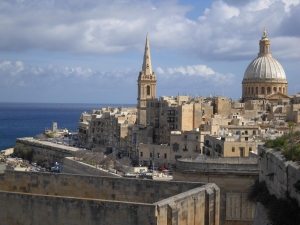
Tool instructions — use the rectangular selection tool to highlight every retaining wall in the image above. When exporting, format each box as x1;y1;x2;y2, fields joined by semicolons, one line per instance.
63;157;121;177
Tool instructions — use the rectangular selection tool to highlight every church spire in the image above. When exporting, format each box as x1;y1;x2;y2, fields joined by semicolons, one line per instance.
142;34;153;75
258;26;271;57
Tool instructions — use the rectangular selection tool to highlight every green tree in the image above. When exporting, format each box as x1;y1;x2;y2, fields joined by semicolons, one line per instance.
13;143;33;161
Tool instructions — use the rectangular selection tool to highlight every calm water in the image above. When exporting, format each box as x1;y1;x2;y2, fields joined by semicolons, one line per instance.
0;102;135;150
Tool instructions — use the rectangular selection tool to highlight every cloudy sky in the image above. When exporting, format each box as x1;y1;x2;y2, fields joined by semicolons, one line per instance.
0;0;299;104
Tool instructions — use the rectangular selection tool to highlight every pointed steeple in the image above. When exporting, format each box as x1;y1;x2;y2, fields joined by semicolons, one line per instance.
142;35;153;75
258;26;271;57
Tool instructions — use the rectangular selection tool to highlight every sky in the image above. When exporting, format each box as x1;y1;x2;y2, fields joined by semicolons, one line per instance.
0;0;299;104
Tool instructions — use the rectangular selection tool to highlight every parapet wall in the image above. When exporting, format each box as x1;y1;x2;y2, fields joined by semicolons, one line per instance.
0;170;205;204
258;147;300;201
0;191;157;225
177;157;259;174
0;170;220;225
254;147;300;224
156;183;220;225
16;138;78;164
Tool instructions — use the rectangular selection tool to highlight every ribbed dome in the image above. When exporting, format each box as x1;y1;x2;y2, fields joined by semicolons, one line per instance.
243;55;286;82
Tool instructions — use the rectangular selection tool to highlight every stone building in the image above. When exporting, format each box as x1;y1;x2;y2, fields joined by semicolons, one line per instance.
137;35;156;126
78;107;136;150
203;125;263;157
78;111;92;145
146;96;213;144
242;28;289;103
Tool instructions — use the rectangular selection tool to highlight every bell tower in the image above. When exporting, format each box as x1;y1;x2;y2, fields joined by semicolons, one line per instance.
137;35;156;125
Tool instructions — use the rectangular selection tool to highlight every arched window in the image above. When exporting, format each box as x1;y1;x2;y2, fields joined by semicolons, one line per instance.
283;87;285;94
251;87;254;94
261;87;265;94
279;87;282;93
248;87;250;94
147;85;150;95
273;87;277;92
267;87;271;93
256;87;258;94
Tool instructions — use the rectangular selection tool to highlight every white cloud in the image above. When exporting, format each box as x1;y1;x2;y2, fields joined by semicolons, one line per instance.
0;0;298;62
158;64;236;86
156;67;164;74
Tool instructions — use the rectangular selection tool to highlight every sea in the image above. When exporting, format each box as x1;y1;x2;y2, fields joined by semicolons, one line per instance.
0;102;135;151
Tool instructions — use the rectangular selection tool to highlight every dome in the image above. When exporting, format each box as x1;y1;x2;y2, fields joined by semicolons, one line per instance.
243;55;286;82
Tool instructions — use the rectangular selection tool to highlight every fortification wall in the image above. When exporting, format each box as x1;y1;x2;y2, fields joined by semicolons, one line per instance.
258;147;300;201
16;138;78;164
63;157;121;177
253;147;300;224
177;157;259;173
156;183;220;225
175;159;258;225
0;170;205;204
0;191;156;225
0;170;220;225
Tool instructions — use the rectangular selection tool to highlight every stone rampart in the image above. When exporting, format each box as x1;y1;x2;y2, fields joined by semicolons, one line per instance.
253;147;300;224
0;170;206;203
177;157;259;174
258;147;300;201
16;137;79;164
0;170;220;225
156;183;220;225
0;191;156;225
175;157;259;225
63;157;121;177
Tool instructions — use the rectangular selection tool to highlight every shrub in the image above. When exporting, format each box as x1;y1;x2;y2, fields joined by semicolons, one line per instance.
247;180;300;225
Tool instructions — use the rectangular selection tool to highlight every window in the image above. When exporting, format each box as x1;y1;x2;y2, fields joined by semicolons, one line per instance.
140;152;143;157
196;136;198;140
273;87;276;92
150;152;152;157
267;87;271;93
253;130;256;135
251;87;254;94
183;145;188;151
157;153;160;158
172;143;179;151
232;147;235;152
245;131;248;135
147;85;150;95
164;153;167;159
249;147;252;152
261;87;265;94
256;87;258;94
226;193;241;220
245;137;248;141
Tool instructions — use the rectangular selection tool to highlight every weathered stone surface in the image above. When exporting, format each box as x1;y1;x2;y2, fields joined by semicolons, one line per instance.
0;170;220;225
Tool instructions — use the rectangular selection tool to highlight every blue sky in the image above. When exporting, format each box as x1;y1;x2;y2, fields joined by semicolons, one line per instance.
0;0;299;104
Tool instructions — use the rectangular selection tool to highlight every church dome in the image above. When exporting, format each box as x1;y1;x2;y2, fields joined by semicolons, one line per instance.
243;55;286;82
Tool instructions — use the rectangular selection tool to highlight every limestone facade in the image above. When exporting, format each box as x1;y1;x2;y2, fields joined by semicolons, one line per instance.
78;107;136;150
202;125;263;157
146;96;213;144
